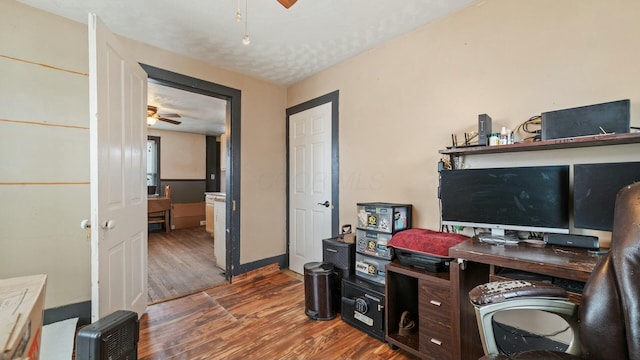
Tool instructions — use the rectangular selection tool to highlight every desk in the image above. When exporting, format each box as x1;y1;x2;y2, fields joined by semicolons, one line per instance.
448;238;603;360
148;197;171;233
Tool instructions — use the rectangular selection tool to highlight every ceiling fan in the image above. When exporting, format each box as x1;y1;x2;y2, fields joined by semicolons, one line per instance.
277;0;297;9
147;105;182;125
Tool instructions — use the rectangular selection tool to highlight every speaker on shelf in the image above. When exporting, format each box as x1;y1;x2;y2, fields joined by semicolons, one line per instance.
478;114;493;146
544;233;599;250
541;99;630;140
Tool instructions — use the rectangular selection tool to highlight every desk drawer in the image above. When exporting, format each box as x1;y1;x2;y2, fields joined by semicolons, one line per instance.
419;279;451;326
419;322;453;360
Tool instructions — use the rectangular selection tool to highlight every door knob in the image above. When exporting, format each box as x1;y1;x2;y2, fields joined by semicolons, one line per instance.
102;220;116;230
80;219;91;229
317;200;330;208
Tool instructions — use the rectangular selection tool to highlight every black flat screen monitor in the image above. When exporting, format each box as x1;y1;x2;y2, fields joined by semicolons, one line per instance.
573;161;640;231
440;166;570;237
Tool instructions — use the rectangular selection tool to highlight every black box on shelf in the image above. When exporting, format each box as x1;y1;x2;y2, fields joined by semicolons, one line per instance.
478;113;493;146
322;238;355;273
356;229;393;260
356;202;412;234
341;276;386;342
322;237;355;312
541;99;630;140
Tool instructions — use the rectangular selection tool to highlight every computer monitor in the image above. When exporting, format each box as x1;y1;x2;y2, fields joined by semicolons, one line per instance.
573;161;640;231
440;165;570;240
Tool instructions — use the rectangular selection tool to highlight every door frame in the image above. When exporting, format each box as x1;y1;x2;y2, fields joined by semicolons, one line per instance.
285;90;340;267
140;64;241;280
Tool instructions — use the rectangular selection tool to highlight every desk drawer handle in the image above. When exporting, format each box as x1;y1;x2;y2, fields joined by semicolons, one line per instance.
429;300;442;307
430;338;443;346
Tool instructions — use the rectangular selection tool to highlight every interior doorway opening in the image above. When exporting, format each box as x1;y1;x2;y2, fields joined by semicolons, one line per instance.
141;64;242;303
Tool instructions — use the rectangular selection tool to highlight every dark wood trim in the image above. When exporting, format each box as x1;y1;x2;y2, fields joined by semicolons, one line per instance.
236;255;288;276
140;63;241;281
285;91;340;269
44;300;91;326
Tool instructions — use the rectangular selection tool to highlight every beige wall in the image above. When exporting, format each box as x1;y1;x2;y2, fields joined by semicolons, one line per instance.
4;0;640;310
287;0;640;248
1;1;287;308
121;38;288;266
148;129;206;180
0;0;91;309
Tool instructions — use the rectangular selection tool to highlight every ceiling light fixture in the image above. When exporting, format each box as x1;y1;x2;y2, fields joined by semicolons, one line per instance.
235;0;242;22
241;0;250;45
147;116;157;126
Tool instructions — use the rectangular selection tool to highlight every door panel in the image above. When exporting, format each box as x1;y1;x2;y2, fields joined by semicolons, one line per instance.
89;13;148;321
289;102;333;274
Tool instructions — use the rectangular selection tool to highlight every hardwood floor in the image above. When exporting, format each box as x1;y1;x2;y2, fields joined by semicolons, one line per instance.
148;226;227;303
138;270;418;360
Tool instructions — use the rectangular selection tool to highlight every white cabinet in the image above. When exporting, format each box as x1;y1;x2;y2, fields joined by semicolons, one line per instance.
214;195;226;270
205;202;214;234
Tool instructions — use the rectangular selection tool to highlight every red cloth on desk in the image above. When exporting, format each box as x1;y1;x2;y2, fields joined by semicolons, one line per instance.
388;228;469;258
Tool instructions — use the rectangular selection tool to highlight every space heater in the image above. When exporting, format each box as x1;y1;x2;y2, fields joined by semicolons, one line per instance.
76;310;139;360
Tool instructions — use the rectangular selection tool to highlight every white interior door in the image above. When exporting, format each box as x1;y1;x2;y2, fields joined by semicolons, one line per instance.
88;13;148;321
289;102;333;274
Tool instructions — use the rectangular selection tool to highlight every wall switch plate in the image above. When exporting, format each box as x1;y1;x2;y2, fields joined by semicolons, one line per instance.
200;220;206;226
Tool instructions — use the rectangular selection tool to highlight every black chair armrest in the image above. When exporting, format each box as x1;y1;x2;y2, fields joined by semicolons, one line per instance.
470;280;568;306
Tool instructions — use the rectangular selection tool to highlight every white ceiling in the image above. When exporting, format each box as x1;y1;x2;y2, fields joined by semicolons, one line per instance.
18;0;476;135
147;81;227;135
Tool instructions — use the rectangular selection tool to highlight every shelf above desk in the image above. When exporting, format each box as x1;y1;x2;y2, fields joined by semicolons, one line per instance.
439;132;640;156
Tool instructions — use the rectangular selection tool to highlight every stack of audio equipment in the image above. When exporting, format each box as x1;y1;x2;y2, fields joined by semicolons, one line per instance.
340;202;412;342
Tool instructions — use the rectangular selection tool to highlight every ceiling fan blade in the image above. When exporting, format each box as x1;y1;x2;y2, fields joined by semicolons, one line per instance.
147;105;158;117
158;113;181;118
157;117;182;125
277;0;297;9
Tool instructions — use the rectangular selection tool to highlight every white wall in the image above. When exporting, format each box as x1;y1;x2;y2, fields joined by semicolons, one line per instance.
287;0;640;248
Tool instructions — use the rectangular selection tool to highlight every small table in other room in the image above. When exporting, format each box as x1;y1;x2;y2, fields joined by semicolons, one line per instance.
148;197;171;233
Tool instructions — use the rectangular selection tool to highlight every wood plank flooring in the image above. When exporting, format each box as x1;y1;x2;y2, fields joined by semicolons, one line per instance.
148;226;227;303
139;270;418;360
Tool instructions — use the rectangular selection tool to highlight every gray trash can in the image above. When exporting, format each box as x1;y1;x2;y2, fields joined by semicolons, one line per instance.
304;262;336;320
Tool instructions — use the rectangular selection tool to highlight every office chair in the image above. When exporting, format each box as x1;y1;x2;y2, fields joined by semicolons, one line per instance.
468;182;640;360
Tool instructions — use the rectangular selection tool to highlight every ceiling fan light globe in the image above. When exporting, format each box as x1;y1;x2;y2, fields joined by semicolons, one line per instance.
147;117;157;126
242;34;251;45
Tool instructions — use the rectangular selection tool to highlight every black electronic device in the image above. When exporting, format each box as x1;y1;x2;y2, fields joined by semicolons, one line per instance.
322;238;355;312
440;165;570;241
394;248;451;273
541;99;630;140
76;310;139;360
573;161;640;231
543;233;599;251
322;238;355;273
341;276;386;342
478;114;493;146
